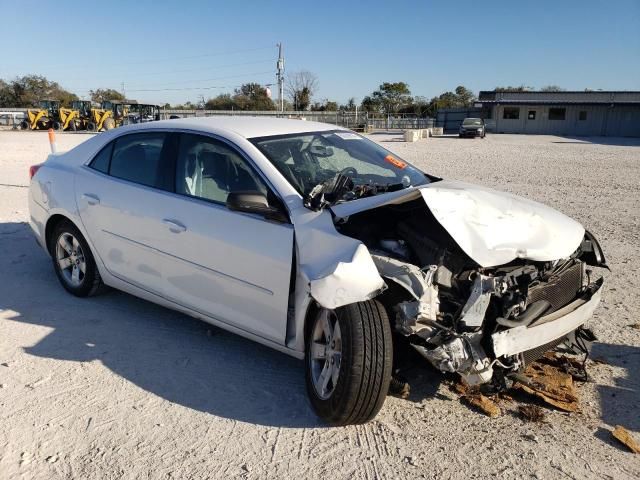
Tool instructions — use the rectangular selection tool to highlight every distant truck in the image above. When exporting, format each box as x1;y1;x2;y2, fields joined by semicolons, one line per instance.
459;117;486;138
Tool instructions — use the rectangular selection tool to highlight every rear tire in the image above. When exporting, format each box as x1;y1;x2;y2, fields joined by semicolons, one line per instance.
305;300;393;425
49;220;104;297
52;121;62;130
20;120;29;130
86;122;96;132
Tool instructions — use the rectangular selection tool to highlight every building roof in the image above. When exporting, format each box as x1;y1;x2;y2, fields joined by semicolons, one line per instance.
478;90;640;105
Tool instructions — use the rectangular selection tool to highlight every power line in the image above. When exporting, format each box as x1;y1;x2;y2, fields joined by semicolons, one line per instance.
119;46;276;66
125;70;274;89
34;46;277;73
102;59;274;81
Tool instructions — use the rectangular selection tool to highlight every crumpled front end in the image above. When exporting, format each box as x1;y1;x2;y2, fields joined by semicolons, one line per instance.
332;188;607;386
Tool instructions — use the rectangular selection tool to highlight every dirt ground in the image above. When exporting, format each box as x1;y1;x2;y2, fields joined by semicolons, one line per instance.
1;130;639;479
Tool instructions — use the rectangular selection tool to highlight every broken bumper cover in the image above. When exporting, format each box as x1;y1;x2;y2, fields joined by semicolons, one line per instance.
492;278;603;358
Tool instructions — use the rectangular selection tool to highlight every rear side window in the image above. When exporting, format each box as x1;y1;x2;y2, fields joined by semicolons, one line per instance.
89;143;112;173
110;133;171;189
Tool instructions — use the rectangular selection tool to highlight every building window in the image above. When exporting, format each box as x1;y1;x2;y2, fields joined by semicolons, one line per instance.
503;107;520;119
528;110;536;120
549;108;566;120
578;111;588;121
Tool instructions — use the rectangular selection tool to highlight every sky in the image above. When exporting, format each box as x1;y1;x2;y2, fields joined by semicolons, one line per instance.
1;0;639;106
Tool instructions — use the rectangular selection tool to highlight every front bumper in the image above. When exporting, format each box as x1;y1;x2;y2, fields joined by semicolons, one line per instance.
491;278;603;358
459;130;483;137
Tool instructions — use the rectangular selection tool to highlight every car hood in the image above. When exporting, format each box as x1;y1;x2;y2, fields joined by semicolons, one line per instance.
331;180;585;268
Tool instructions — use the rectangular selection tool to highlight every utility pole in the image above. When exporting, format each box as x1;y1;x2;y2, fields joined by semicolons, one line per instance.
276;42;285;113
121;82;126;100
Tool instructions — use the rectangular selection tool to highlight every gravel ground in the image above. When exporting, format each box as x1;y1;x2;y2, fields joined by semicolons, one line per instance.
1;130;639;479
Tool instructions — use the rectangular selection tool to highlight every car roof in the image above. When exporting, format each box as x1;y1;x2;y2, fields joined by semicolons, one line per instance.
139;116;344;139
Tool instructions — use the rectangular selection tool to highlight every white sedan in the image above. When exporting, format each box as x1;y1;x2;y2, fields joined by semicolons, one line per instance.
28;117;607;425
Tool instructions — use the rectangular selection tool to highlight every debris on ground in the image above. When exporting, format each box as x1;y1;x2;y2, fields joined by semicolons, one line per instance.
514;359;580;412
612;426;640;454
628;323;640;331
452;381;501;417
389;376;411;399
518;405;546;422
462;392;501;417
451;353;583;417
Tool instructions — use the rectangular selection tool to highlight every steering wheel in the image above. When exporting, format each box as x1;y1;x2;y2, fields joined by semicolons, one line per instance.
339;166;358;178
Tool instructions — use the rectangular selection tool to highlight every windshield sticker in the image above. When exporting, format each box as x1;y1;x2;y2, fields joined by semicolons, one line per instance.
334;132;362;140
384;155;407;169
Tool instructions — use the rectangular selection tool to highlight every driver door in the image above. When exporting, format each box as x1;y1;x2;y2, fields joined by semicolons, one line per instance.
157;133;294;344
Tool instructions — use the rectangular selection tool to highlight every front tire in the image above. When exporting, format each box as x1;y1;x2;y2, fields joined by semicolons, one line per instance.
50;220;104;297
305;300;393;425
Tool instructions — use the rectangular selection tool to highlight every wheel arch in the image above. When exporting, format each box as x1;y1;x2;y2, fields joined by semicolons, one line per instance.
45;214;77;255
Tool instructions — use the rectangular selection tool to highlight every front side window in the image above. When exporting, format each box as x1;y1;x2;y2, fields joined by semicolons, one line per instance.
549;108;566;120
110;132;171;189
175;134;267;204
503;107;520;119
250;130;429;199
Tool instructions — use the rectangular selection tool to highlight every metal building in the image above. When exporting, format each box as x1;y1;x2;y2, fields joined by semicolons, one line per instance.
476;91;640;137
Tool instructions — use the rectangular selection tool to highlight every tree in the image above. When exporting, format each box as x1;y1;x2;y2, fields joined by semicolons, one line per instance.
286;71;318;111
371;82;411;114
360;95;382;113
399;96;431;116
341;97;357;111
454;85;476;107
232;83;275;111
89;88;125;103
0;79;13;107
0;75;78;107
539;85;565;92
494;85;532;92
205;93;236;110
311;99;338;111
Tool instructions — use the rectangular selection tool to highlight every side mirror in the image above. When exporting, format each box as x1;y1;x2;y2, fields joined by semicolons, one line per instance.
226;191;289;223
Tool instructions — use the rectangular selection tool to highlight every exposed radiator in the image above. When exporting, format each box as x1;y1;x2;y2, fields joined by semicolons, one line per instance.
528;262;583;313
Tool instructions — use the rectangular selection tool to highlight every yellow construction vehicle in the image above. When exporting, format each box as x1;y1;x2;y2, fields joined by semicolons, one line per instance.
20;100;59;130
58;100;94;131
85;100;130;132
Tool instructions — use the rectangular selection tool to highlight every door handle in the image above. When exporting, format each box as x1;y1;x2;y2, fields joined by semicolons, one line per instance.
82;193;100;205
163;219;187;233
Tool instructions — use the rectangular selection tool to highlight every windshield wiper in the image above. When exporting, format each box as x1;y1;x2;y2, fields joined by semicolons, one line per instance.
304;173;354;211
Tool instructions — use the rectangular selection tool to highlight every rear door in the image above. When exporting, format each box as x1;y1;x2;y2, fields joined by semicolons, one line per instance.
76;131;178;296
155;133;294;344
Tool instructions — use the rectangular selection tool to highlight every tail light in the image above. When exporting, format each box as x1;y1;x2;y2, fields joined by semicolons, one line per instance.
29;164;43;180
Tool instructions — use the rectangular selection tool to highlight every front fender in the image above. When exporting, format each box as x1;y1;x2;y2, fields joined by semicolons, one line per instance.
309;243;385;309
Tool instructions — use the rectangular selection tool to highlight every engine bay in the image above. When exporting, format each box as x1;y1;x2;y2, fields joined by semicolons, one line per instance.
334;197;605;386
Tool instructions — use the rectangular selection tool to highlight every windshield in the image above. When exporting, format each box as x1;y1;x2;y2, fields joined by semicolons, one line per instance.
462;118;482;126
250;130;429;202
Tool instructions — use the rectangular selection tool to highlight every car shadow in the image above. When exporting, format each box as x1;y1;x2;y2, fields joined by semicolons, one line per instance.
591;342;640;432
0;221;322;428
